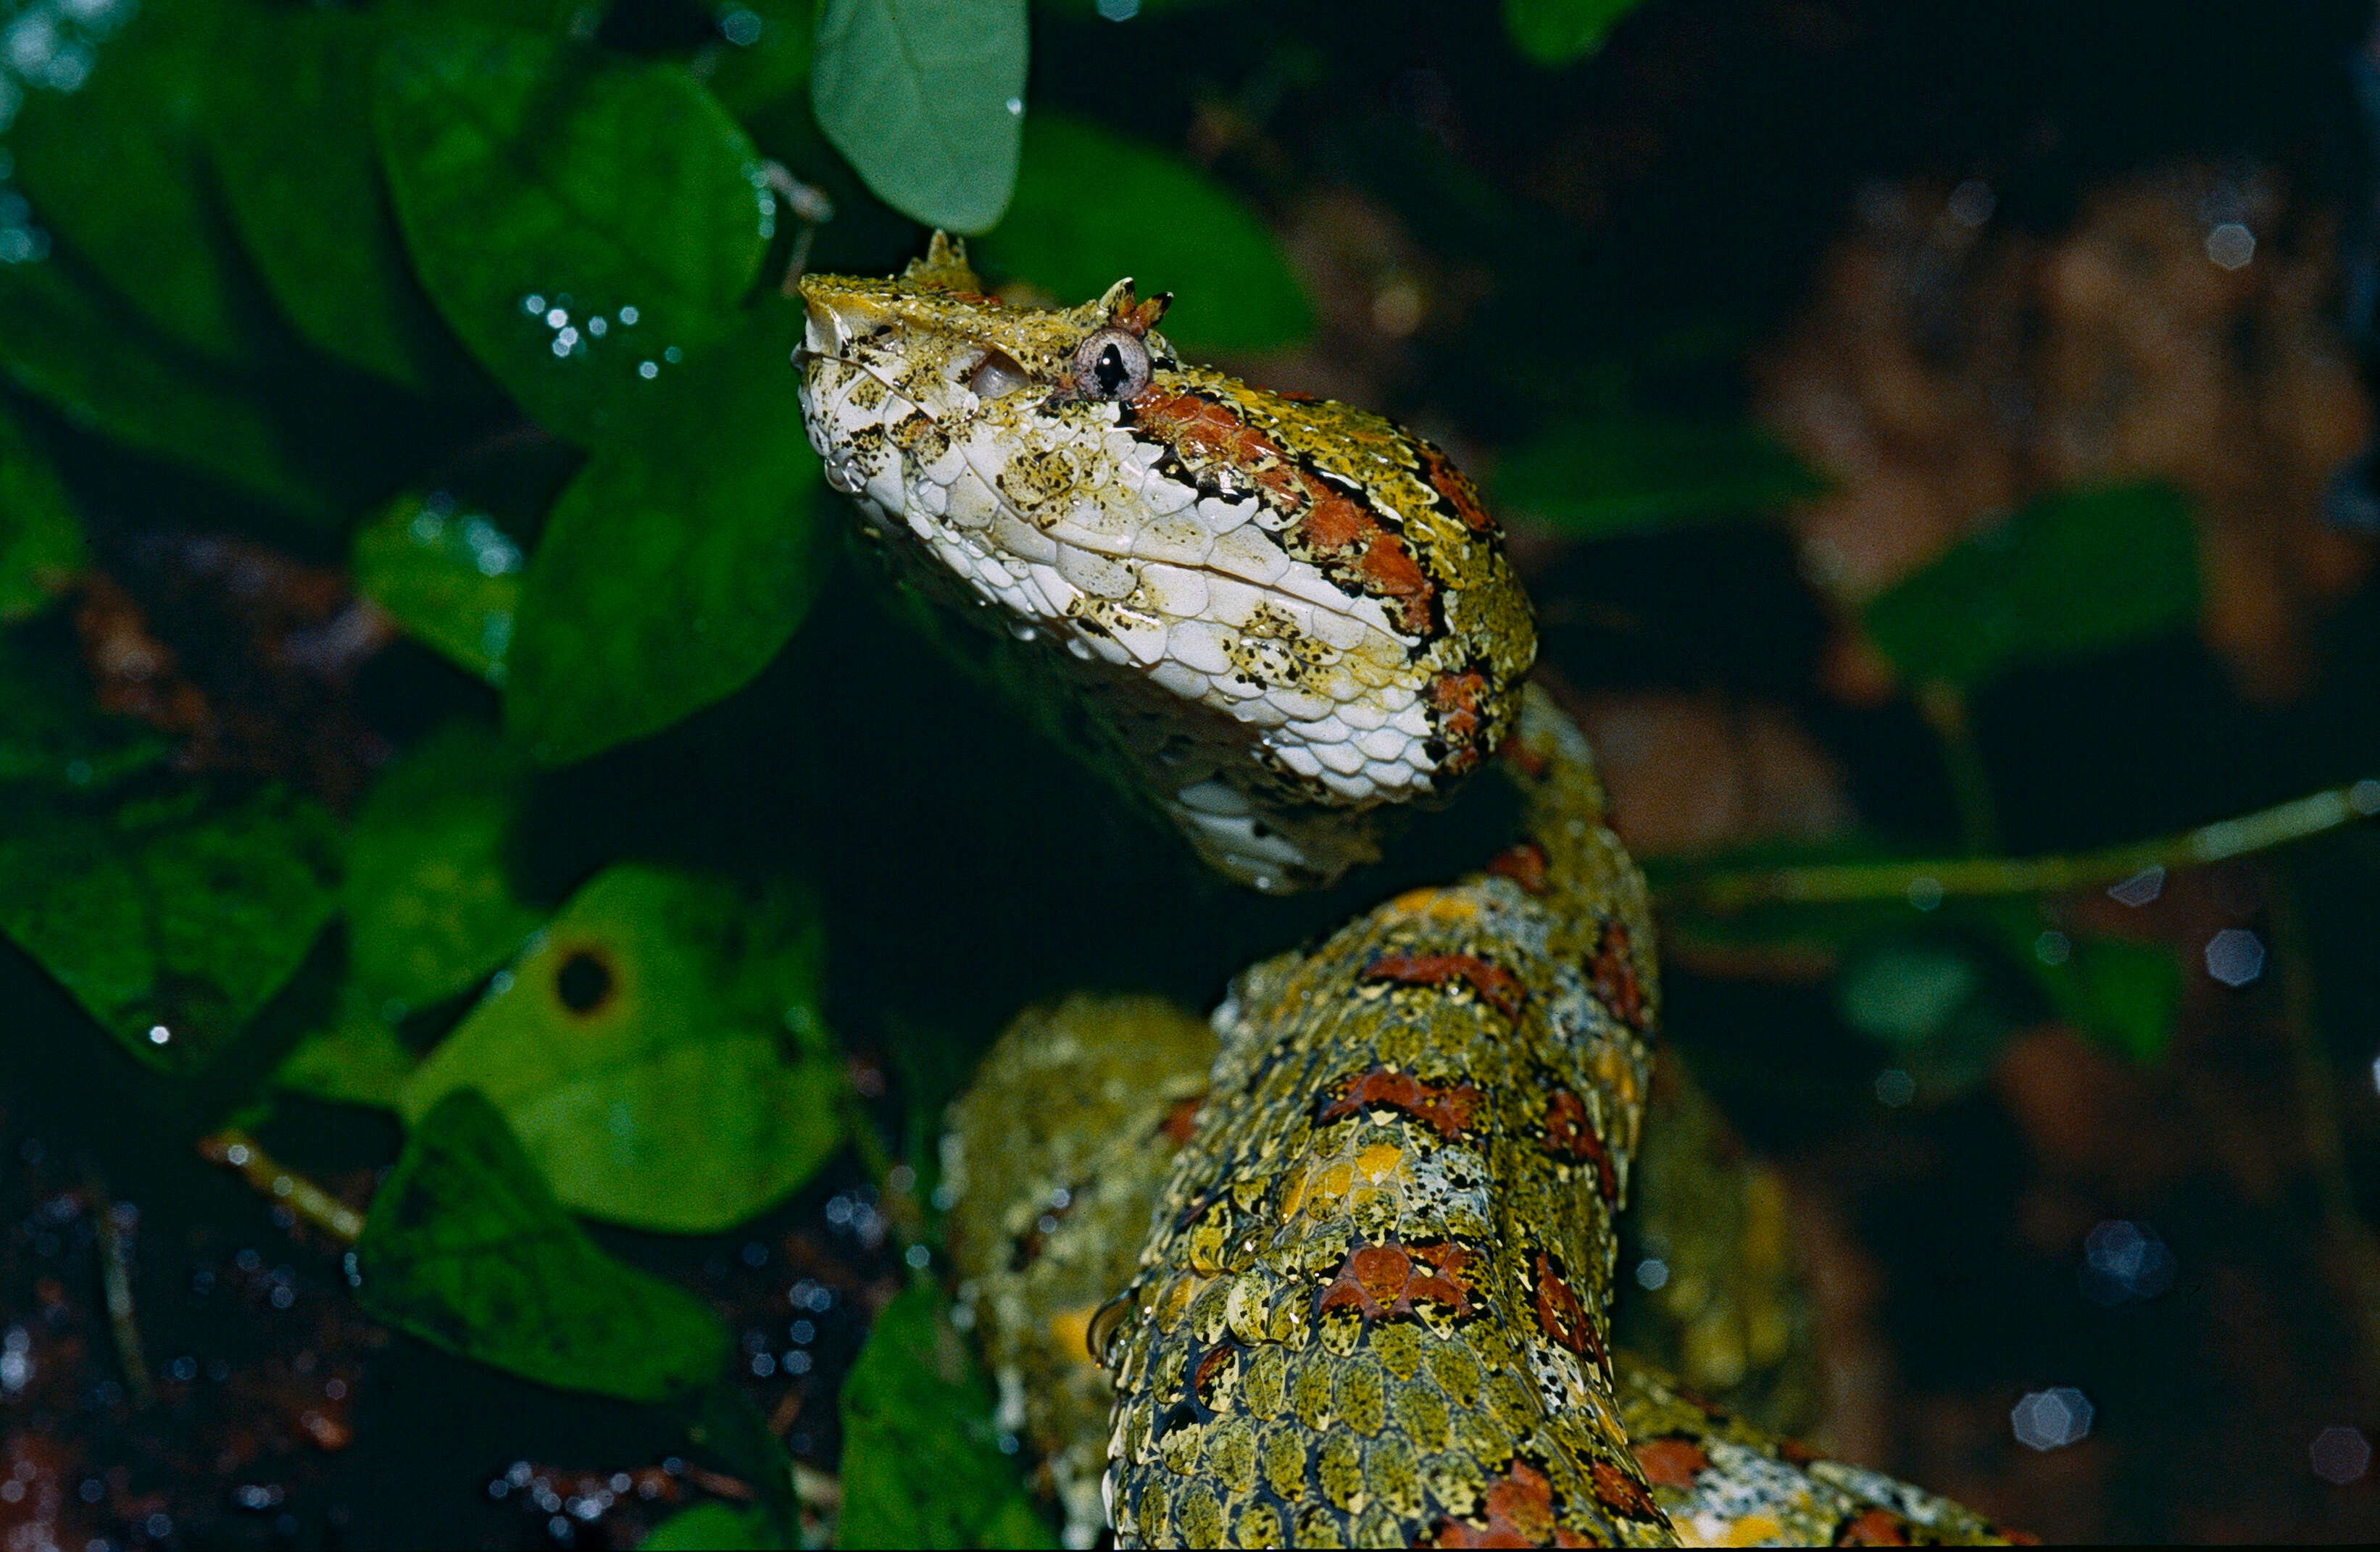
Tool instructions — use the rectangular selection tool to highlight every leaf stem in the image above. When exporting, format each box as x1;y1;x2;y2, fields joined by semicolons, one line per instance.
1676;778;2380;912
199;1129;366;1245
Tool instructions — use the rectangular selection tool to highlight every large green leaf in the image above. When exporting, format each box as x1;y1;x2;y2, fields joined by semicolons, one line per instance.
1502;0;1647;64
402;864;841;1233
0;253;336;517
357;1089;732;1401
975;114;1312;355
272;987;419;1110
0;636;341;1067
0;408;87;622
1490;417;1821;538
836;1280;1055;1550
810;0;1027;234
505;301;828;767
352;491;527;685
208;2;455;390
4;0;265;368
373;25;777;445
1863;484;2202;690
345;722;542;1010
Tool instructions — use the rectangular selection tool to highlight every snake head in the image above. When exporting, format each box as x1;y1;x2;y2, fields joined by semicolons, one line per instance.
794;238;1535;893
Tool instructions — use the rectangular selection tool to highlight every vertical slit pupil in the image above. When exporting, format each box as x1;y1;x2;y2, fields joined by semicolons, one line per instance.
1097;343;1128;393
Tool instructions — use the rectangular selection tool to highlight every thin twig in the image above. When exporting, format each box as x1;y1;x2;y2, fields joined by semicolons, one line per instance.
198;1130;365;1245
1673;778;2380;912
90;1179;154;1407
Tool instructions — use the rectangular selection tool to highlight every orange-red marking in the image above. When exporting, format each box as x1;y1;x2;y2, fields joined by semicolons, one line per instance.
1362;951;1527;1022
1544;1088;1619;1203
1632;1438;1709;1490
1487;842;1551;896
1318;1241;1478;1320
1531;1252;1607;1368
1429;1459;1591;1548
1316;1067;1486;1140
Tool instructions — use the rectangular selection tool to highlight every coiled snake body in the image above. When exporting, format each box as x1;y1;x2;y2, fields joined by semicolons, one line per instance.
796;243;2016;1548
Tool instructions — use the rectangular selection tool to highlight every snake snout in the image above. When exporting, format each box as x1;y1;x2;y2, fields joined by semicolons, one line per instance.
795;283;893;362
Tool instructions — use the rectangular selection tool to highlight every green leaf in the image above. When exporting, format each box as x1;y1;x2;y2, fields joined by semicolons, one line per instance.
1863;484;2202;690
2022;931;2181;1064
357;1088;732;1400
4;0;265;367
835;1280;1055;1550
1491;418;1822;538
273;988;418;1109
810;0;1027;234
208;2;455;390
1502;0;1646;65
0;749;340;1070
346;722;542;1009
0;253;336;517
642;1502;778;1551
701;0;817;117
353;492;526;685
374;25;777;445
0;408;88;621
976;114;1312;354
402;864;841;1233
506;304;828;767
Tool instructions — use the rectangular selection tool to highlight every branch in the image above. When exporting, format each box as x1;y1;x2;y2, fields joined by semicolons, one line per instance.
199;1129;366;1245
1673;779;2380;912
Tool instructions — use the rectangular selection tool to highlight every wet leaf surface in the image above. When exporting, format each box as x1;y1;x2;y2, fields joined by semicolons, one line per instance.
374;24;775;446
357;1088;733;1402
505;304;829;767
978;113;1312;354
351;491;528;685
401;864;842;1233
834;1280;1054;1550
811;0;1027;235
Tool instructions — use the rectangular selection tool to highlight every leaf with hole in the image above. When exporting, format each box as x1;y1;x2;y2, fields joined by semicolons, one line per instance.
401;864;841;1232
357;1088;731;1400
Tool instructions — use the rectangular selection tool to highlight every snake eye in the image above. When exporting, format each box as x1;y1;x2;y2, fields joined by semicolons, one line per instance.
1071;327;1151;401
968;347;1031;400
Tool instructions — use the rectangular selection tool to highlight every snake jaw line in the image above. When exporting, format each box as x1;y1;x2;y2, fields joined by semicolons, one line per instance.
794;246;1536;892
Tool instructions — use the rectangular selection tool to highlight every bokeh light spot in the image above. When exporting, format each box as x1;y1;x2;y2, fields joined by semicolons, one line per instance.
2203;928;2264;988
2011;1387;2094;1450
2311;1426;2371;1485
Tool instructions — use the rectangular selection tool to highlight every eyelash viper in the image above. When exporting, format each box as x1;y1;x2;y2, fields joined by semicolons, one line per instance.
797;242;2021;1548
